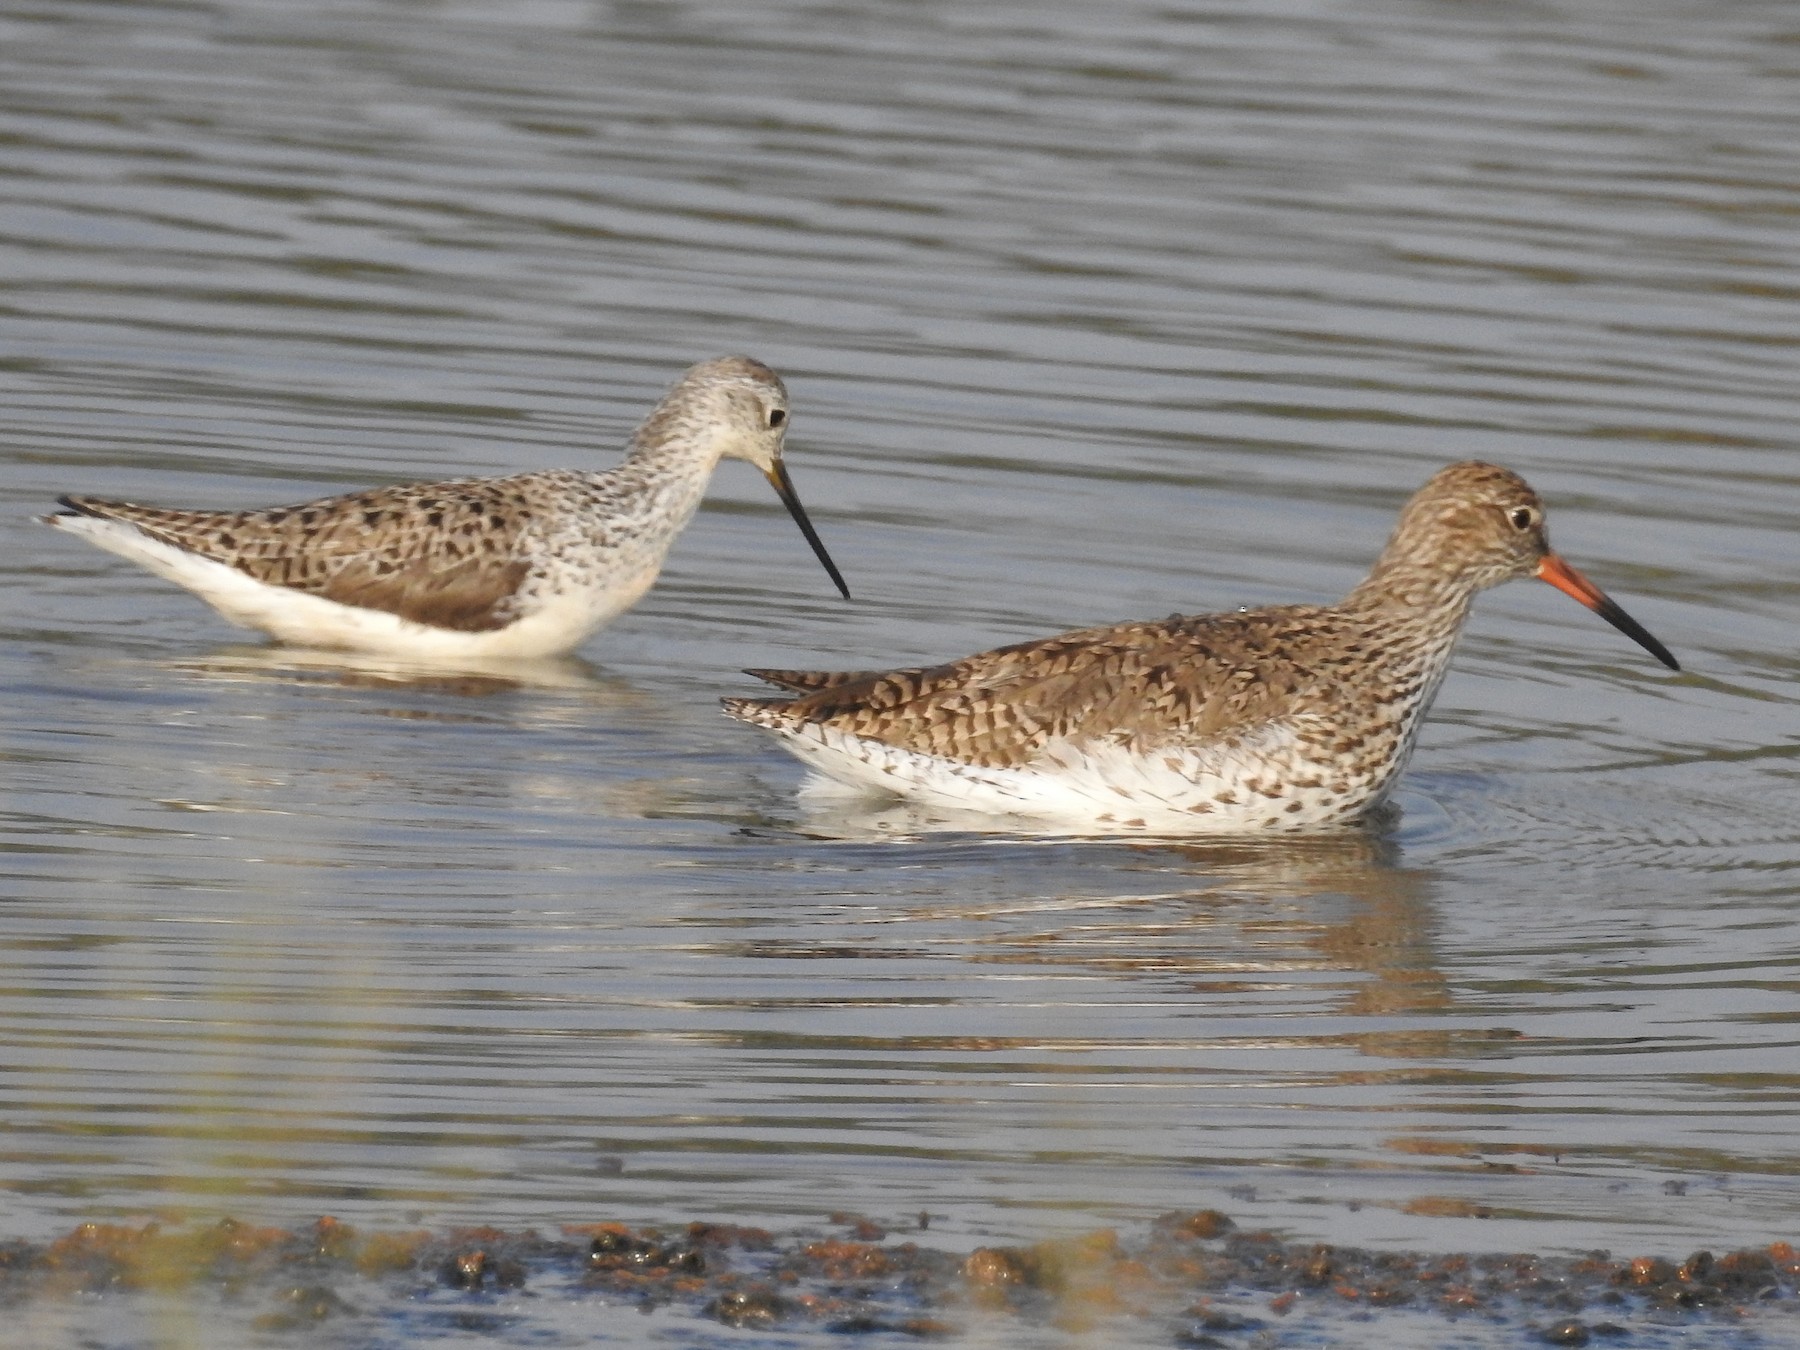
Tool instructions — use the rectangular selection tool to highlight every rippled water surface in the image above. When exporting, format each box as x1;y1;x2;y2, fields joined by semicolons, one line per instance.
2;0;1798;1344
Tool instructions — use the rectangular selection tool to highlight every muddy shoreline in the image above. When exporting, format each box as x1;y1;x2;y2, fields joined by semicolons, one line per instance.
6;1209;1796;1346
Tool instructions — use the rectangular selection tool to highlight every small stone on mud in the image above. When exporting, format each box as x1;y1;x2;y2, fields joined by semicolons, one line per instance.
251;1283;353;1331
705;1285;791;1328
1160;1210;1236;1240
1541;1319;1590;1345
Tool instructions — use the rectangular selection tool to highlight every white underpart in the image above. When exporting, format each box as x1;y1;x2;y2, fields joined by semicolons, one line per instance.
767;715;1377;834
49;515;657;660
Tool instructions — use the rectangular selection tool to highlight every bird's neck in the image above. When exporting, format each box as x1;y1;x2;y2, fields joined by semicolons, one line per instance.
1339;550;1481;714
1343;557;1475;623
1340;519;1489;628
611;429;723;520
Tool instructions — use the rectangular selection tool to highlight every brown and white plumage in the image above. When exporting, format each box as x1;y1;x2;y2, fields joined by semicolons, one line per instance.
47;356;850;660
725;462;1679;833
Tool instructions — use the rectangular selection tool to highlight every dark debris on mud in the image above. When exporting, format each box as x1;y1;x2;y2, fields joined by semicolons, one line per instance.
1;1209;1796;1344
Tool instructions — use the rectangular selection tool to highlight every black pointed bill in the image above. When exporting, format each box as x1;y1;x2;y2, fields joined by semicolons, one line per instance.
1537;554;1678;671
765;459;851;601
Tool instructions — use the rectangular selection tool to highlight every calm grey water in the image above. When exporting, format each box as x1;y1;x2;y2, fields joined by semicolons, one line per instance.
2;0;1797;1344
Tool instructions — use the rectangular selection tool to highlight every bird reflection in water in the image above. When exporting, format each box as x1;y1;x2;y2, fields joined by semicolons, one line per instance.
164;643;622;699
151;644;677;819
781;792;1455;1056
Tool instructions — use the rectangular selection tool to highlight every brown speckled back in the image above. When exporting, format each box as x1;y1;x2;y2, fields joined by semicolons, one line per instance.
58;476;554;632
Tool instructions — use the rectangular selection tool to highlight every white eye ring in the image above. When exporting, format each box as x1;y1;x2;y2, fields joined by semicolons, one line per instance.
1509;506;1536;531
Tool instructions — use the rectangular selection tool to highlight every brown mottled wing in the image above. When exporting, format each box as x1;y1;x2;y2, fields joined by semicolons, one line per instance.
743;667;907;693
58;479;540;632
731;608;1343;768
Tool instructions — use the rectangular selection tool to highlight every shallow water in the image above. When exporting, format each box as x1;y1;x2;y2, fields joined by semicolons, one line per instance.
1;0;1798;1345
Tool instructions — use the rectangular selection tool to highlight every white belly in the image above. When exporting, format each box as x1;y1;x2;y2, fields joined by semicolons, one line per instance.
765;718;1383;834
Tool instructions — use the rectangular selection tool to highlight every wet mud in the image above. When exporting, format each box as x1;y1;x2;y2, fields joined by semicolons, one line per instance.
3;1209;1797;1346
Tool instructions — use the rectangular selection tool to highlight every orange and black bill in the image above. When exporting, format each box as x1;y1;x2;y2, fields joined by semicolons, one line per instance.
1536;554;1678;671
766;459;852;601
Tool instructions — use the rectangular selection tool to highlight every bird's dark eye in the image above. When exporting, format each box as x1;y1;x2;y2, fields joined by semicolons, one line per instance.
767;409;787;428
1509;506;1535;531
